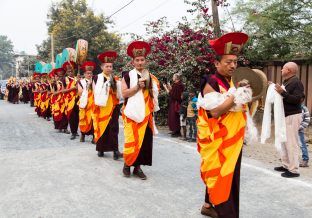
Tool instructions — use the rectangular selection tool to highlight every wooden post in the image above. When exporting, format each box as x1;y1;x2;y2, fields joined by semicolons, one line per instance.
211;0;221;37
51;33;55;63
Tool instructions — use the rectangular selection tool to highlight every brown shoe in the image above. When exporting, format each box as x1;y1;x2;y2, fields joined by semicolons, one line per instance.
299;160;309;167
201;205;218;218
133;167;147;180
80;134;85;142
123;164;131;177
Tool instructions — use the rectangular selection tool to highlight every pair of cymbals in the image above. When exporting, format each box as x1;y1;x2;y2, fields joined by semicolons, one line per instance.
232;67;268;100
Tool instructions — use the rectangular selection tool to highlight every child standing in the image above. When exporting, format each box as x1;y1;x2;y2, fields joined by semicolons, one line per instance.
186;89;197;142
299;96;310;167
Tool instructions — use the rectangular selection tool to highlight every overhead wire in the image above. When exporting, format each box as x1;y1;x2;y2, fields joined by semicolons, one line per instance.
54;0;135;41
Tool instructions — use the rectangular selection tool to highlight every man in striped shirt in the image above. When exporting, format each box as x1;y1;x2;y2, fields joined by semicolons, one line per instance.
299;97;310;167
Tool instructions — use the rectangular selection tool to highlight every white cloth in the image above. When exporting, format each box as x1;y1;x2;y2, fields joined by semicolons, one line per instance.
197;86;252;111
94;73;110;107
244;111;258;145
260;83;286;151
123;69;146;123
152;78;160;112
116;80;122;100
197;87;257;143
79;79;90;109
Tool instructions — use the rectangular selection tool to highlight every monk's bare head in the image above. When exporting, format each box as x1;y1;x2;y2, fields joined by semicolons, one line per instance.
281;62;298;79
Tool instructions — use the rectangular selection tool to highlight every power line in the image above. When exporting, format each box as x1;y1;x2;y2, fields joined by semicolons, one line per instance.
55;0;135;41
118;0;170;32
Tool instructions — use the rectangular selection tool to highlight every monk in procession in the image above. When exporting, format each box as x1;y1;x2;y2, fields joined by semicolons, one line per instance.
62;61;80;140
39;73;51;121
78;61;96;143
197;32;251;218
121;41;160;180
92;51;123;160
53;68;70;134
32;73;42;117
48;69;58;129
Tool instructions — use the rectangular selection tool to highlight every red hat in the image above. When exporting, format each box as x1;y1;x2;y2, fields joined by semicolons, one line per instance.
81;61;97;72
41;73;48;77
97;51;118;63
49;69;55;78
127;41;151;58
33;72;40;78
209;32;248;56
62;61;77;71
54;68;66;76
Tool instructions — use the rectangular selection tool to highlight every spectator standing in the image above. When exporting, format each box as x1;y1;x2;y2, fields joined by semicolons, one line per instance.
163;73;185;137
186;89;197;142
299;97;310;167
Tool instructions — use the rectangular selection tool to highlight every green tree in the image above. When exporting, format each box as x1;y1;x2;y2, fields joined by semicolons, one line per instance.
231;0;312;61
0;35;15;79
36;0;121;64
18;55;37;77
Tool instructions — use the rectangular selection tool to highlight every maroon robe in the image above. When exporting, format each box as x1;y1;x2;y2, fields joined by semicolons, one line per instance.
168;81;184;133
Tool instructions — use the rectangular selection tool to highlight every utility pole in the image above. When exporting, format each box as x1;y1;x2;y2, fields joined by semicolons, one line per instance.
211;0;221;37
51;33;55;63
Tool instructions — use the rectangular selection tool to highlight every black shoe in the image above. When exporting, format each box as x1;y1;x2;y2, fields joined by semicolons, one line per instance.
47;118;51;121
123;164;131;177
281;171;300;178
70;134;76;140
97;151;104;157
80;134;85;142
133;167;147;180
63;129;70;134
201;205;219;218
75;133;79;136
171;133;181;138
274;166;288;172
113;151;123;160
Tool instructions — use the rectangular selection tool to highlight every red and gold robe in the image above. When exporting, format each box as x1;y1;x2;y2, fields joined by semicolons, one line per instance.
79;85;94;135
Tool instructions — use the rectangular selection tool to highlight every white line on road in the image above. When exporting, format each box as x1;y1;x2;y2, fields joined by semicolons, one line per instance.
155;135;312;189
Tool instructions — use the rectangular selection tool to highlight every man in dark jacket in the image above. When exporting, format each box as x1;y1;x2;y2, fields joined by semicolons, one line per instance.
274;62;305;178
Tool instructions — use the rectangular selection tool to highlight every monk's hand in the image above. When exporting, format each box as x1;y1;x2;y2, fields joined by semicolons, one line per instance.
138;78;146;89
275;83;284;94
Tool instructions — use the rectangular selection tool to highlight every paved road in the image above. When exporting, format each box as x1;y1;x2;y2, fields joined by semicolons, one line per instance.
0;100;311;218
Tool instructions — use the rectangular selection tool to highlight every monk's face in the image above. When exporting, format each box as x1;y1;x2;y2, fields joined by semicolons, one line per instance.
132;56;146;72
214;55;238;78
101;63;113;75
84;71;93;80
55;75;59;81
66;66;74;77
